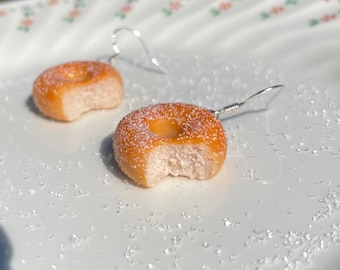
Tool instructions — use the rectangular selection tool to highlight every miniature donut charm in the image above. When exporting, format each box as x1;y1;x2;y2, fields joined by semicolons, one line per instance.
113;103;227;187
33;61;123;121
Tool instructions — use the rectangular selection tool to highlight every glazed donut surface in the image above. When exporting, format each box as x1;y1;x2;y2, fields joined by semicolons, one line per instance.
113;103;227;187
33;61;123;121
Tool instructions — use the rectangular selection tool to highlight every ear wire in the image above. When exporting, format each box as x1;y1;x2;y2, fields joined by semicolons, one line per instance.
210;85;284;120
109;27;166;74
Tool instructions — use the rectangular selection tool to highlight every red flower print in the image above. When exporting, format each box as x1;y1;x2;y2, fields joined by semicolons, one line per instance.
321;13;336;22
219;1;232;11
169;1;182;11
210;0;236;16
270;6;284;14
21;18;34;27
48;0;59;5
121;4;133;13
69;9;80;18
0;9;6;17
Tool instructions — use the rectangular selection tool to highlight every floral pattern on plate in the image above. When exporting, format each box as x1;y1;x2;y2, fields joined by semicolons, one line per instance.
1;0;340;32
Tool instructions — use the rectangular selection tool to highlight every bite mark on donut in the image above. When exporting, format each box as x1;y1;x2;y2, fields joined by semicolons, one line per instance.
33;61;123;121
113;103;227;188
62;78;122;121
146;144;219;186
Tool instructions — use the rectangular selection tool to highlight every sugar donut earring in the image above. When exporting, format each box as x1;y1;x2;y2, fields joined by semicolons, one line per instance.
113;85;284;187
32;27;163;122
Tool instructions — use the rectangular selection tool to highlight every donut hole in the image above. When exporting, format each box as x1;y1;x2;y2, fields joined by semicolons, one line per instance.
61;66;92;82
149;119;183;139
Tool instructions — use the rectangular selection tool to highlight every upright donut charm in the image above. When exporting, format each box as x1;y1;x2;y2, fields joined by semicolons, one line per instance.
33;61;123;121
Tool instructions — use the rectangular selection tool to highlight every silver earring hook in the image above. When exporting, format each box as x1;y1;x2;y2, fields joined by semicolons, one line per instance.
109;27;166;74
210;84;284;120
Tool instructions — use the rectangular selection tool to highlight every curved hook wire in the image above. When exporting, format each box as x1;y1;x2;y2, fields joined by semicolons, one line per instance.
109;27;166;74
210;84;284;120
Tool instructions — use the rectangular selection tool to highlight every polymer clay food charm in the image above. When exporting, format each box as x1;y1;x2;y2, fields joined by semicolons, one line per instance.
33;61;123;121
113;85;284;187
32;27;163;121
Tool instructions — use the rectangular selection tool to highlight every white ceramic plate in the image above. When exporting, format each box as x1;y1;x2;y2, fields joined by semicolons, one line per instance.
0;1;340;270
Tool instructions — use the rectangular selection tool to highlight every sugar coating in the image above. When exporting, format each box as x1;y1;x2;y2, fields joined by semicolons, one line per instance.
113;103;227;187
1;54;339;269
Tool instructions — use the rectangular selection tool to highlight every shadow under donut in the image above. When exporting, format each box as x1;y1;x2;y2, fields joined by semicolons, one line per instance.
25;95;40;116
0;226;12;270
99;133;142;188
25;95;51;121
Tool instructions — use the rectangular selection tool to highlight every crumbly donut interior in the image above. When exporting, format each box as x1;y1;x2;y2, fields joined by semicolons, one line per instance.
146;144;217;186
62;78;122;121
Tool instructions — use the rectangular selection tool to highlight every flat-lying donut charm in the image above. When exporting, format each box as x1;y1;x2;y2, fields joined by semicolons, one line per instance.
113;103;227;187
